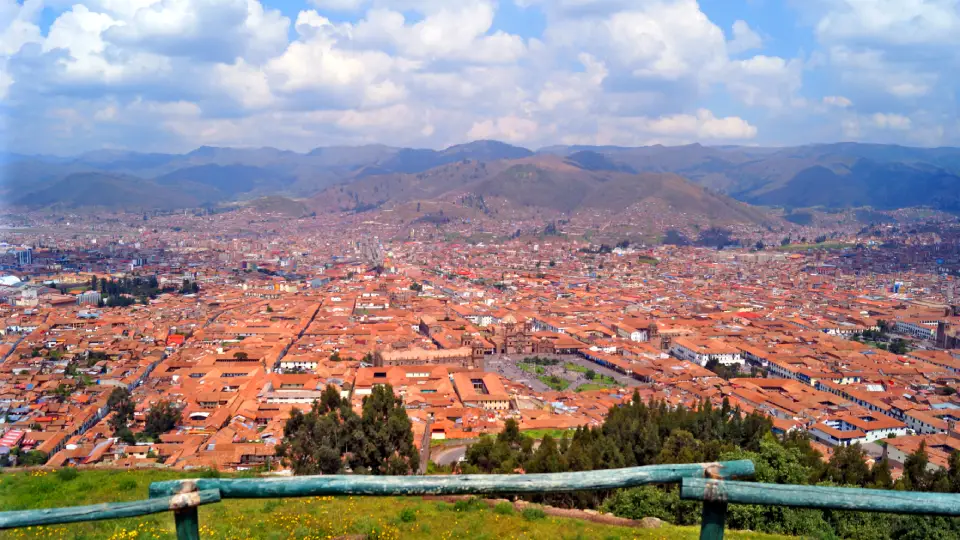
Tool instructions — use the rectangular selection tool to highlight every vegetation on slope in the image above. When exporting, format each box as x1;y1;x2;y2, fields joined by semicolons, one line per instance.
462;393;960;539
0;469;788;540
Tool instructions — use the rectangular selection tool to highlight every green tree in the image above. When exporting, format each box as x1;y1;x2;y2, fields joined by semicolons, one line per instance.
143;401;182;439
107;387;136;443
318;385;342;414
276;384;418;476
900;441;931;491
890;338;909;355
823;443;871;487
656;430;703;464
869;457;894;489
358;384;419;475
526;435;563;473
18;450;48;466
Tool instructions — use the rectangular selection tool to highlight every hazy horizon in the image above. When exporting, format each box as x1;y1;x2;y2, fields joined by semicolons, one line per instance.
10;139;960;160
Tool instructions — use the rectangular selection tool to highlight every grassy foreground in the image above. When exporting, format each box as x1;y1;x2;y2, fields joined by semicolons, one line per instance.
0;469;787;540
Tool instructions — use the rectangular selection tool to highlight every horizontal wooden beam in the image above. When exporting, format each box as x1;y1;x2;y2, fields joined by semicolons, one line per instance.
682;479;960;516
0;489;221;530
149;460;755;499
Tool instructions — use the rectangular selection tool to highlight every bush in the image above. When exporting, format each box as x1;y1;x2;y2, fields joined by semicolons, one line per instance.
56;467;79;482
600;486;700;525
118;478;138;491
453;497;485;512
261;500;283;514
397;507;417;523
493;502;515;515
198;467;221;478
522;507;546;521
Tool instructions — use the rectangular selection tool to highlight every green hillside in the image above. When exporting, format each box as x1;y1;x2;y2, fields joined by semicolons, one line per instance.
0;469;788;540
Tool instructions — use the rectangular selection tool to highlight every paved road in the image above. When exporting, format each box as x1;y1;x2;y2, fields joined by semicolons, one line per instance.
1;334;25;363
418;418;433;474
487;355;550;392
862;442;886;461
432;445;467;466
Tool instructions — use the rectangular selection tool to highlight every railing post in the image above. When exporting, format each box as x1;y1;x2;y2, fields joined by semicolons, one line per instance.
699;500;727;540
698;465;729;540
169;480;202;540
174;506;200;540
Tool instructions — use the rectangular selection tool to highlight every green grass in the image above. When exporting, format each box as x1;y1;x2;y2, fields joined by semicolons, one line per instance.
0;470;789;540
577;383;615;392
564;363;588;373
538;375;570;391
520;428;578;440
518;362;547;376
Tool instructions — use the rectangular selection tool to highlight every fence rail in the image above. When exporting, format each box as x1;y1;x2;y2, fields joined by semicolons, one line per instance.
682;477;960;517
3;459;960;540
0;489;221;530
148;460;753;498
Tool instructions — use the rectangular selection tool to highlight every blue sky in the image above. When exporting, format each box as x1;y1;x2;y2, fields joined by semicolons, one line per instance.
1;0;958;154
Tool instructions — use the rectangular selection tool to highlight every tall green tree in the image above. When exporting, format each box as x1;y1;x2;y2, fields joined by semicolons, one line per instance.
276;384;418;476
107;387;136;444
144;401;182;439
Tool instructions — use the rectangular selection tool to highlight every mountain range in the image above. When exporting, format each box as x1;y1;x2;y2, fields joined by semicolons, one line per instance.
3;141;959;219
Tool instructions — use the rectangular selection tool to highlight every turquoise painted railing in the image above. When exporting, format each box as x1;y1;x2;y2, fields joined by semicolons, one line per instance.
3;460;960;540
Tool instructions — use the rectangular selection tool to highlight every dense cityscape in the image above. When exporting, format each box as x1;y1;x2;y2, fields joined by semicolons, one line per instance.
1;206;958;482
4;0;960;535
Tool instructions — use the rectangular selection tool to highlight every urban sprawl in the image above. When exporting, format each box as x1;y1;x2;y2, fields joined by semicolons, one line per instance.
1;208;960;481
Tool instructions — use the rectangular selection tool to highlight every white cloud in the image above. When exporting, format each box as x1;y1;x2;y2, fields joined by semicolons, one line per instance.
9;0;960;152
468;115;539;142
870;112;912;130
810;0;957;143
816;0;960;46
728;20;762;54
587;109;757;146
308;0;367;10
726;55;804;109
888;82;929;97
353;1;526;64
822;95;852;107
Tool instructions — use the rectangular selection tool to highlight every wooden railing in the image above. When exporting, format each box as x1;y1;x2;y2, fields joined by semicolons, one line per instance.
2;460;960;540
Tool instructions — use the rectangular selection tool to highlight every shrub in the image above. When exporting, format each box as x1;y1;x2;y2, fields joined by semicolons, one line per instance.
118;478;138;491
198;467;220;478
493;502;515;515
56;467;79;482
261;500;283;514
522;507;546;521
453;497;484;512
397;507;417;523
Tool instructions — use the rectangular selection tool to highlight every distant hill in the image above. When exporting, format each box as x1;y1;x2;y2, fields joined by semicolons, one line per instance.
12;172;195;210
312;155;775;226
5;141;960;212
541;143;960;211
154;164;294;201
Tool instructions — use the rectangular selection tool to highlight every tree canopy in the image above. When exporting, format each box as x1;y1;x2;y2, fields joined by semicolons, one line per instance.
276;384;419;476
